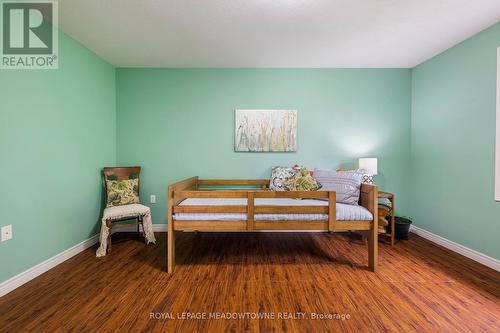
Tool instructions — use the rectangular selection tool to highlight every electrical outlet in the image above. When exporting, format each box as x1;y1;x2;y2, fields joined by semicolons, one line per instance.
1;225;12;242
150;195;156;204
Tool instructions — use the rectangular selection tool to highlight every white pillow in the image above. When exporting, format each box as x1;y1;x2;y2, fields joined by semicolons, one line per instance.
313;169;363;205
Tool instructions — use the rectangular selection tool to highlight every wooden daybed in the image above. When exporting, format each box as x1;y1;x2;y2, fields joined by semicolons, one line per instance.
167;177;378;273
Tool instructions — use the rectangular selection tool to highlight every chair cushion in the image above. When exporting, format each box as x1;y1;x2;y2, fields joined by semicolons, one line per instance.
103;204;150;221
105;178;140;207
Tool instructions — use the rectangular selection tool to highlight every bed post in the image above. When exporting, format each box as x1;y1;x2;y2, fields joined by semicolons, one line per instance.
247;191;255;231
166;176;199;273
368;186;378;272
167;185;175;274
328;191;336;233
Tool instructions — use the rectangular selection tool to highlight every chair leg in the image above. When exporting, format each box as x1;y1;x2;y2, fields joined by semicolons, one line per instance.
136;216;146;243
106;218;112;254
141;222;147;244
136;217;140;239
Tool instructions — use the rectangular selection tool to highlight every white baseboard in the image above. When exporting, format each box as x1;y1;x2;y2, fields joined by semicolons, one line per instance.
0;234;100;298
0;224;168;298
113;224;167;232
152;224;167;232
411;225;500;272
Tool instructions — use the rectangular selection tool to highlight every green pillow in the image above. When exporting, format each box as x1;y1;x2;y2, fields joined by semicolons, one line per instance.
106;178;140;207
283;168;322;191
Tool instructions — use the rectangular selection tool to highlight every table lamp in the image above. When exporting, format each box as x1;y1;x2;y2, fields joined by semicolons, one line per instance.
359;158;377;184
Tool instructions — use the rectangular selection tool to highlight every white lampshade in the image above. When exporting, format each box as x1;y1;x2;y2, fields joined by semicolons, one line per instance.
359;158;378;175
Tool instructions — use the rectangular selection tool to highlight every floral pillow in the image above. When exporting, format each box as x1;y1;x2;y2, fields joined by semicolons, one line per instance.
283;168;322;191
269;166;300;191
106;178;140;207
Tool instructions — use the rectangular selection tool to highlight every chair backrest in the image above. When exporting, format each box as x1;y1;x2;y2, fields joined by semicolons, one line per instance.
103;166;141;199
103;166;141;180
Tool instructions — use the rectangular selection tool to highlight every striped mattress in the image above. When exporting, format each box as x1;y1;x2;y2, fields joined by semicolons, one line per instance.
173;198;373;221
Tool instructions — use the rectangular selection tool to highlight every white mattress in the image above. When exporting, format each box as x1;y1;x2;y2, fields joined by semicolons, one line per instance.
173;198;373;221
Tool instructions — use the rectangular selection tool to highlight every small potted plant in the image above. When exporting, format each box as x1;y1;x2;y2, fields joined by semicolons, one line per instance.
393;216;413;240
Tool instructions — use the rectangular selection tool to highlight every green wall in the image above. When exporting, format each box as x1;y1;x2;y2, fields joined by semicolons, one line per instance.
411;23;500;259
0;32;116;282
3;22;498;286
116;69;412;226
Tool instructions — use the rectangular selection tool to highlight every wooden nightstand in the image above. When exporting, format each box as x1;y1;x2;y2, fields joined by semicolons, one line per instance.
378;191;395;246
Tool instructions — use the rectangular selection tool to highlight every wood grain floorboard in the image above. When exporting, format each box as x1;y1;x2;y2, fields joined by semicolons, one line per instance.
0;232;499;332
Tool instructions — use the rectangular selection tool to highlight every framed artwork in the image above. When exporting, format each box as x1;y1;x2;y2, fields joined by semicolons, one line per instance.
234;109;297;152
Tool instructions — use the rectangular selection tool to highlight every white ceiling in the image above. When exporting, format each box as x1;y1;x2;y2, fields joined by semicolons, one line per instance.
58;0;500;68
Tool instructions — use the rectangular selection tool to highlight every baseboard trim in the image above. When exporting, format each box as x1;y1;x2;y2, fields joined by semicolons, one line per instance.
411;225;500;272
0;224;169;298
113;224;167;232
0;234;100;298
152;224;167;232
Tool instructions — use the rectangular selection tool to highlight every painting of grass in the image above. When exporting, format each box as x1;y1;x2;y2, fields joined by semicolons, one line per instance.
235;109;297;152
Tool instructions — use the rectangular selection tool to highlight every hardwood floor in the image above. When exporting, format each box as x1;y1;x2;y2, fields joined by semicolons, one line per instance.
0;232;499;332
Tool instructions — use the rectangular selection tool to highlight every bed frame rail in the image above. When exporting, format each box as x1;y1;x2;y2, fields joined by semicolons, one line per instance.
198;179;270;188
167;177;377;273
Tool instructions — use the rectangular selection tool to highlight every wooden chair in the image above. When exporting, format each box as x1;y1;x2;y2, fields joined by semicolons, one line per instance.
102;166;146;254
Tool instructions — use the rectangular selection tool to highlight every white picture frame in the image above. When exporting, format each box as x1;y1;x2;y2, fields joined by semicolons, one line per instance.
496;48;500;201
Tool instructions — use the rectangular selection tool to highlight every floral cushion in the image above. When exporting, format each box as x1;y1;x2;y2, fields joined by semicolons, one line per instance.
269;166;300;191
106;178;140;207
283;168;322;191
